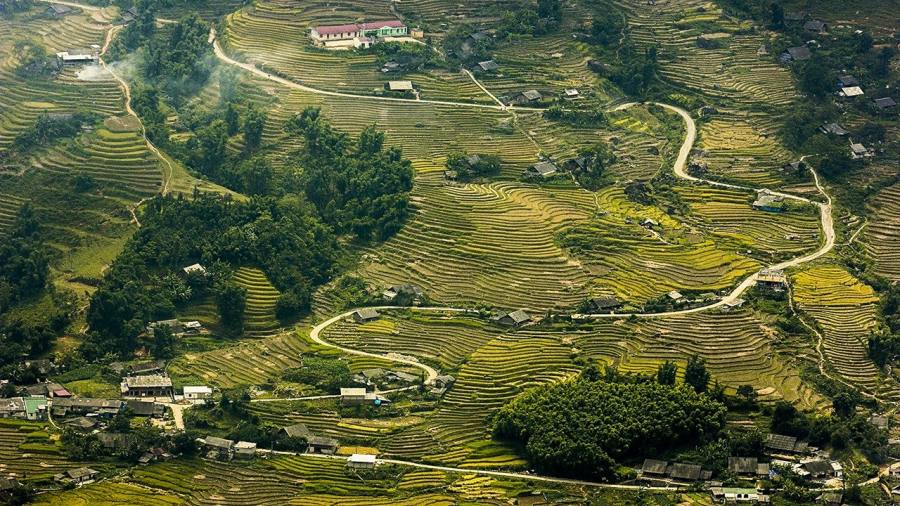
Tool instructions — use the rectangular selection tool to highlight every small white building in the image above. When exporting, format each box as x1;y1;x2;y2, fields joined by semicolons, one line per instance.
183;263;206;275
347;453;377;469
839;86;864;97
183;386;212;403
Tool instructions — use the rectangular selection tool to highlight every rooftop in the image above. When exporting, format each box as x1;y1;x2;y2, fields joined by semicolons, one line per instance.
313;20;405;36
123;375;173;389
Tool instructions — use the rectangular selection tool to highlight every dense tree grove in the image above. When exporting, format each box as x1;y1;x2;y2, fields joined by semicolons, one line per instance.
445;152;501;181
10;112;96;158
144;14;212;101
84;192;340;355
285;107;414;241
493;376;726;480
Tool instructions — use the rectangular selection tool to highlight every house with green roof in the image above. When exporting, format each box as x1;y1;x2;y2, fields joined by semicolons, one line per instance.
24;396;48;421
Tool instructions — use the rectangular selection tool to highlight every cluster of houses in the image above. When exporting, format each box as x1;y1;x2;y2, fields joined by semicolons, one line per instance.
352;368;418;387
309;20;420;50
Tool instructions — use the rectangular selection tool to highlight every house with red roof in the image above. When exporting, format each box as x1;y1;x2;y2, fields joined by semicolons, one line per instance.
310;20;407;48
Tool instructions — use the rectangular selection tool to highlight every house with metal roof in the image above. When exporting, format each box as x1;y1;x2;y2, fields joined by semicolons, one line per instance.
352;308;380;323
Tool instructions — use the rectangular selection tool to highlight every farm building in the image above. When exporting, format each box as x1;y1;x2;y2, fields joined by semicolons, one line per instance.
477;60;499;72
125;400;165;418
352;308;380;323
837;75;858;87
50;398;123;417
800;460;835;479
183;263;206;275
121;374;174;398
781;46;810;63
98;433;129;451
46;3;72;16
430;374;455;396
309;20;407;48
757;269;786;289
585;295;621;313
765;433;808;454
340;387;389;406
56;49;98;66
385;80;414;92
728;457;760;475
563;88;580;98
874;97;897;110
183;386;213;403
566;155;590;172
850;142;872;159
385;370;418;383
382;284;424;304
641;459;668;477
524;161;558;178
803;19;827;32
722;298;745;311
54;467;98;485
517;90;542;103
494;309;531;327
347;453;377;469
752;190;785;212
839;86;864;98
0;398;25;419
820;123;848;136
307;435;339;454
147;319;184;334
234;441;257;460
668;462;704;481
381;61;401;73
64;417;97;431
280;423;311;439
204;437;235;460
667;290;684;302
710;487;765;503
120;5;138;23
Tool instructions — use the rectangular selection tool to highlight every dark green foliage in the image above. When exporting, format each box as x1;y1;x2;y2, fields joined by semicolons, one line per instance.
768;3;783;29
242;106;266;154
14;40;56;78
656;361;677;385
109;1;157;55
591;5;624;45
372;42;437;71
573;143;616;191
282;357;352;394
868;331;898;368
609;45;659;98
84;193;339;357
238;157;273;196
831;391;857;418
770;400;807;437
0;205;48;308
11;112;95;157
215;283;246;333
61;429;103;460
493;378;726;480
285;107;414;242
324;276;376;310
131;85;169;145
797;59;832;98
144;14;212;102
187;120;228;176
445;152;501;181
684;355;710;393
150;324;176;359
624;181;654;205
497;0;562;37
543;106;608;128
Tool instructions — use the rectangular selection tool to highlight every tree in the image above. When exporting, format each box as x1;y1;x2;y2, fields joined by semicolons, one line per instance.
768;3;784;29
150;324;176;359
240;157;273;196
224;102;240;136
856;31;874;53
242;106;267;154
215;282;246;332
735;384;758;409
656;361;677;385
832;391;857;418
798;60;832;98
684;355;710;393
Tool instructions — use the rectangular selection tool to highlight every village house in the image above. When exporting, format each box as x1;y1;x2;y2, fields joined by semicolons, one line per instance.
98;433;129;451
183;263;206;275
306;435;339;454
56;47;99;66
121;374;174;398
147;319;184;335
183;386;213;403
50;398;123;418
0;478;21;501
584;295;622;313
352;308;380;323
728;457;769;477
381;61;401;73
54;467;99;485
803;19;827;33
765;433;808;454
126;399;166;418
382;284;424;305
347;453;377;469
353;367;385;385
385;80;415;93
340;387;389;406
668;462;706;481
799;459;836;479
839;86;864;98
820;123;848;136
46;3;73;16
874;97;897;111
667;290;684;302
477;60;499;72
234;441;257;460
781;46;811;63
524;161;558;178
310;20;407;49
429;374;455;396
64;416;98;431
385;370;418;384
641;458;669;477
515;89;542;104
566;155;590;172
850;142;872;159
120;5;139;23
204;436;235;460
722;298;746;311
757;269;787;290
836;75;859;88
752;190;785;212
280;423;311;440
710;487;767;503
494;309;531;327
564;88;580;99
0;397;25;419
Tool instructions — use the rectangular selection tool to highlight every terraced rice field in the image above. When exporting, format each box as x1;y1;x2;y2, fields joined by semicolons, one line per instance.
678;186;821;260
792;265;895;398
33;483;183;506
864;183;900;281
222;0;492;103
233;266;281;336
614;0;798;187
0;420;80;482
